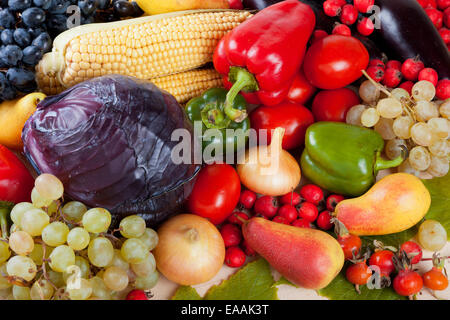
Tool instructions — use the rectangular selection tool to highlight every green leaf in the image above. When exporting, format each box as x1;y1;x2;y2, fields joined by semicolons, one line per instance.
422;172;450;240
317;272;407;300
272;276;297;288
171;286;202;300
171;259;278;300
204;259;278;300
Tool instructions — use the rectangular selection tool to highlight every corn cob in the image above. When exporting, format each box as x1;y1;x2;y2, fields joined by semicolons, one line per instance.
35;10;252;92
151;68;222;103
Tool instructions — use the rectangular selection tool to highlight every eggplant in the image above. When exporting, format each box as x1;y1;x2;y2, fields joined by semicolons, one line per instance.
373;0;450;79
22;75;201;227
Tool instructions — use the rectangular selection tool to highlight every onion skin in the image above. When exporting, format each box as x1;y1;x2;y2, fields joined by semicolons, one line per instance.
237;127;301;196
154;214;225;285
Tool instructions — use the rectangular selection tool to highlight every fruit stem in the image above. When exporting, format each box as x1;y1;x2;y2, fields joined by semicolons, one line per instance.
225;67;257;122
374;149;406;173
361;69;392;97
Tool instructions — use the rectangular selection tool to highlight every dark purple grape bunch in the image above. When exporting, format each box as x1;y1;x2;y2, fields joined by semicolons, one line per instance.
96;0;143;22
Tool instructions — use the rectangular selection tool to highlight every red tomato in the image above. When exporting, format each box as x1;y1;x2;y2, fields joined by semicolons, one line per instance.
287;70;317;105
303;35;369;89
312;88;360;122
250;102;315;150
187;163;241;225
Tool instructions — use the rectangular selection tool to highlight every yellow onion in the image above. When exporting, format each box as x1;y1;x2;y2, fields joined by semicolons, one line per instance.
153;214;225;285
237;127;301;196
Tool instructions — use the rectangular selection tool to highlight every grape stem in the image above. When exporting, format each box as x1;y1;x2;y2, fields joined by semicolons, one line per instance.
361;69;392;97
40;242;59;291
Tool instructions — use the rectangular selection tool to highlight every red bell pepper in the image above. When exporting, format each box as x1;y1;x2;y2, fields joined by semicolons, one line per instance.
213;0;316;120
0;144;34;237
250;102;315;150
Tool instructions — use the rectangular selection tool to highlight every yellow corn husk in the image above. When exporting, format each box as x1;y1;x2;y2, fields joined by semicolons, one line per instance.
35;10;252;92
151;68;222;103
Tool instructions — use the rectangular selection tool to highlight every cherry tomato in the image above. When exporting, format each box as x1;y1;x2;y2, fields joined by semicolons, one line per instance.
423;267;449;291
338;234;362;260
368;250;395;276
400;241;423;265
312;88;360;122
286;70;317;105
346;261;373;285
187;163;241;225
393;270;423;297
303;35;369;89
250;102;315;150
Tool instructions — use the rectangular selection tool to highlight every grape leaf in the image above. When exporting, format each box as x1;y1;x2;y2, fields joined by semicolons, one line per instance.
171;259;278;300
204;259;278;300
171;286;202;300
421;172;450;239
272;276;298;288
317;272;407;300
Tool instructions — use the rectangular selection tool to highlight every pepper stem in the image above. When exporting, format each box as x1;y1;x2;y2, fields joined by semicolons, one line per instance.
225;67;258;122
200;101;231;129
374;146;408;172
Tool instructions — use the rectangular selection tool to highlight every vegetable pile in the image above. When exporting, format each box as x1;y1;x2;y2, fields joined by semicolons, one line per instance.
0;0;448;301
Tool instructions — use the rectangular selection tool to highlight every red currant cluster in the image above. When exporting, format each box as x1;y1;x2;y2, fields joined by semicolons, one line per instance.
366;57;450;100
220;185;346;268
322;0;376;36
417;0;450;50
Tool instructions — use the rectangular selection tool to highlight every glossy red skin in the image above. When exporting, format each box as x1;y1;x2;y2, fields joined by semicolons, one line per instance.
280;191;301;206
316;211;333;230
303;35;369;90
239;190;256;209
297;202;319;222
291;218;311;228
250;102;314;150
368;250;395;276
286;70;317;105
311;88;360;122
126;290;149;300
0;145;34;203
220;223;242;247
214;0;316;106
277;204;298;223
227;0;244;9
338;234;362;260
241;239;256;256
225;246;246;267
254;195;279;218
326;194;345;211
436;79;450;99
393;270;423;296
400;241;423;264
187;163;241;225
299;184;324;205
227;211;249;226
346;261;372;285
272;216;290;225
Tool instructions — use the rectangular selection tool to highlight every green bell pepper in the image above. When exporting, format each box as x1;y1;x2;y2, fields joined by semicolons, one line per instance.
300;122;406;197
185;88;250;156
